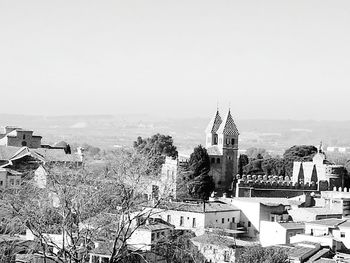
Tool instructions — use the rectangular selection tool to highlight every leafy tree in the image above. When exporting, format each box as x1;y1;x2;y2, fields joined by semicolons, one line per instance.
2;149;169;263
133;134;178;173
237;246;289;263
282;145;318;177
185;145;215;200
262;157;286;176
238;154;249;175
243;158;265;175
246;147;271;159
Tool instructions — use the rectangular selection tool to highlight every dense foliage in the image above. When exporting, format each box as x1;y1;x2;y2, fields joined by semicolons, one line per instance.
237;246;289;263
243;145;318;177
133;133;178;173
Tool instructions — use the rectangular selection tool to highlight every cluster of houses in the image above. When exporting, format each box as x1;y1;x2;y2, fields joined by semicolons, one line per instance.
1;110;350;263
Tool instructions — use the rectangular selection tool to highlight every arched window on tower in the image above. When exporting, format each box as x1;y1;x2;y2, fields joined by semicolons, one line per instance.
226;138;229;145
23;134;26;140
214;135;218;145
231;138;235;145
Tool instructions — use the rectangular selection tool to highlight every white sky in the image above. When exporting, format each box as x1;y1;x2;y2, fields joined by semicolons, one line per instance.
0;0;349;120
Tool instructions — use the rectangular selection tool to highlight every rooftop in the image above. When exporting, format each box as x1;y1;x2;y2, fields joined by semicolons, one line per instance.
157;201;238;213
279;222;305;230
229;197;303;207
307;218;346;227
191;233;236;248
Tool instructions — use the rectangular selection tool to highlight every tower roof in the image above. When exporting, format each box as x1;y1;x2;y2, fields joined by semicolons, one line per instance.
217;110;239;135
205;110;222;134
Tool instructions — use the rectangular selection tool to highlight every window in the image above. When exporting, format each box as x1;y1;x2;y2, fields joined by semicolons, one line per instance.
228;218;230;222
23;134;26;139
231;138;235;145
192;218;196;228
232;217;235;223
248;221;251;227
224;251;230;262
222;218;224;224
226;138;229;145
341;232;346;238
21;141;27;146
167;215;171;223
271;216;275;222
211;158;215;163
16;179;20;185
10;179;14;186
151;233;155;241
217;158;220;164
214;135;218;144
0;181;3;186
180;216;184;226
156;232;160;239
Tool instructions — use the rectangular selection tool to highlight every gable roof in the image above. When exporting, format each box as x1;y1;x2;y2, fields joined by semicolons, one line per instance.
0;146;82;165
205;110;222;134
307;218;346;227
217;110;239;136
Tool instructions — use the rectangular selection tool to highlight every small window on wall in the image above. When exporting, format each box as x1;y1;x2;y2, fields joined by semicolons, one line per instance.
341;232;346;238
248;221;251;227
232;217;235;223
217;158;220;164
211;158;215;163
231;138;235;145
222;218;224;224
167;215;171;223
23;134;26;139
226;138;229;145
180;216;184;226
10;179;14;185
192;218;196;228
21;141;27;146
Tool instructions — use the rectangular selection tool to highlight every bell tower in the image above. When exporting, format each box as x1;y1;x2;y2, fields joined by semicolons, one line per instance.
217;110;239;192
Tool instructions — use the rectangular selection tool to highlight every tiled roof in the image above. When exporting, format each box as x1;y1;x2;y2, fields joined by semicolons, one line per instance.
297;207;343;216
0;146;20;160
308;218;346;227
35;148;81;163
231;197;303;207
157;201;238;213
191;233;235;248
0;146;81;164
338;220;350;228
207;145;222;156
205;110;222;134
279;222;305;230
217;110;239;136
139;222;174;231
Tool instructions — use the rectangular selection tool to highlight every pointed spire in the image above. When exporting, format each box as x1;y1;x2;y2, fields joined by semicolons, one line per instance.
217;109;239;135
205;109;222;134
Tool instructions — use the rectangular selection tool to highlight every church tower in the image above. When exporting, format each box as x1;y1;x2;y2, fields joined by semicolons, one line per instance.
206;109;239;194
217;110;239;192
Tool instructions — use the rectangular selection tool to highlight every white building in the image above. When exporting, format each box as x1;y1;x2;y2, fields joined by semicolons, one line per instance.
260;221;304;247
144;201;240;236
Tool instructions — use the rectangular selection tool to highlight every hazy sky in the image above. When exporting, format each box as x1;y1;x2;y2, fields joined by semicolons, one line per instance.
1;0;349;120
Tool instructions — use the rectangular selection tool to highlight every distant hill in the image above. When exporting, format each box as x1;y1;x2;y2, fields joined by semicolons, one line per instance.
0;114;349;155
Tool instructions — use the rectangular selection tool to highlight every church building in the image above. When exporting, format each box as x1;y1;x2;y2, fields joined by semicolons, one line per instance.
205;109;239;194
